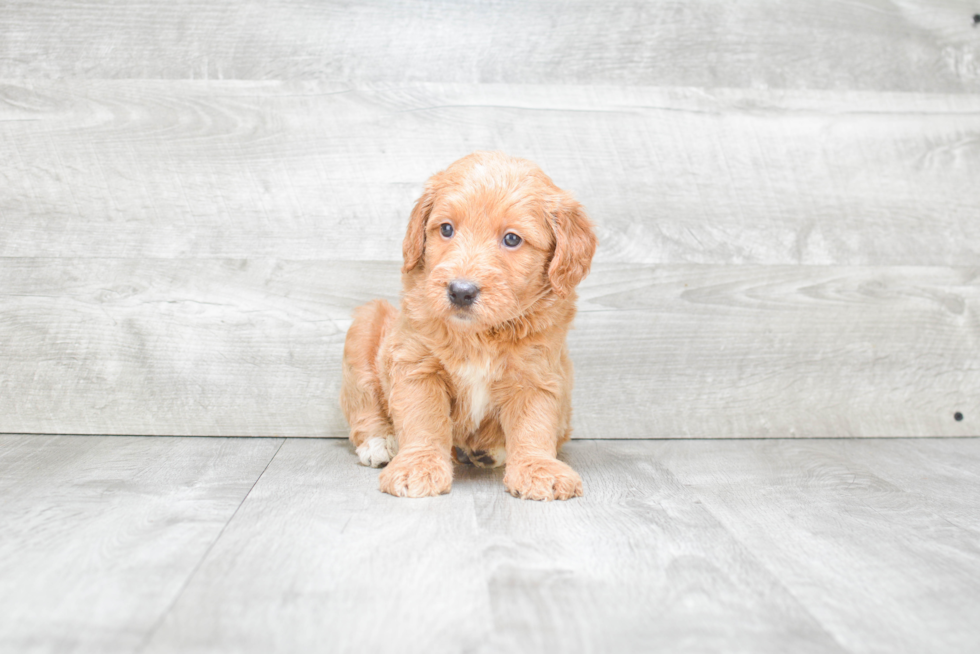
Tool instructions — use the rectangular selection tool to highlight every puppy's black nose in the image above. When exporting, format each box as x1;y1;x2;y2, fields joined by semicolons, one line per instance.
447;280;480;308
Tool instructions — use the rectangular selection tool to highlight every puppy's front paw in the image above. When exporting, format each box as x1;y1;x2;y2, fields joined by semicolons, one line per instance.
504;457;583;501
378;449;453;498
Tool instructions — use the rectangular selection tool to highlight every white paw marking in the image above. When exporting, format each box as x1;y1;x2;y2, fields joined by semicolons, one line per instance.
356;436;392;468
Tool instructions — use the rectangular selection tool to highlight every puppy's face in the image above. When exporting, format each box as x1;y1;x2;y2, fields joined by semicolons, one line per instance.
402;152;596;331
420;183;553;329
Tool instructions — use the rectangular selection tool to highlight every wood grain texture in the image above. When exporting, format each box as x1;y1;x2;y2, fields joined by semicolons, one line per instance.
3;3;979;440
573;264;980;438
141;438;494;654
5;437;978;652
658;438;980;653
0;257;393;437
141;438;846;654
1;1;978;92
817;438;980;533
2;82;979;266
2;260;975;437
0;434;283;654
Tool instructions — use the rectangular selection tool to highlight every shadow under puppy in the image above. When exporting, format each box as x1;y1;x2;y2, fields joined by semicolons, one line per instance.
340;151;596;500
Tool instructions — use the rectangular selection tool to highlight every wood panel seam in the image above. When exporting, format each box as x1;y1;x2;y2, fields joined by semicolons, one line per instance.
662;463;853;652
134;437;287;652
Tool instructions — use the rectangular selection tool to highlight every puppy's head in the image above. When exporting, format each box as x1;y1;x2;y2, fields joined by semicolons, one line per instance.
402;152;596;331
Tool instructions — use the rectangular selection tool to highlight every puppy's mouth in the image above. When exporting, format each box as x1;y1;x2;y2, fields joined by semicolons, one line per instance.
448;307;477;323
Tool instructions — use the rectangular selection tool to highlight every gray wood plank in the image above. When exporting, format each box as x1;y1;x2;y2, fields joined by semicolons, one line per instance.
657;438;980;654
573;264;980;439
0;257;384;437
2;82;979;266
2;259;976;437
144;438;495;654
816;438;980;533
142;438;845;654
0;434;283;654
1;1;978;92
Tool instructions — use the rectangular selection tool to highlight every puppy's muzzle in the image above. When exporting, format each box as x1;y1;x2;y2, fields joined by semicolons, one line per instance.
447;279;480;308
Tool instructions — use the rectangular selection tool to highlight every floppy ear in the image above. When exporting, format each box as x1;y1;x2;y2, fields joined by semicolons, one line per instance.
547;193;597;296
401;182;437;274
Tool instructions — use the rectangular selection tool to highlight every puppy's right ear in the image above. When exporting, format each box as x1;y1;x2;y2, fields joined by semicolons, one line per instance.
401;183;436;274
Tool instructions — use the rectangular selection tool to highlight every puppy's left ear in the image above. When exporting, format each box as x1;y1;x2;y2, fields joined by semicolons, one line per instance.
401;181;437;274
547;193;597;296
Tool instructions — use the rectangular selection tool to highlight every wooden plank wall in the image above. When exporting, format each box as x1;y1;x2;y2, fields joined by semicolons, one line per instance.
1;1;978;438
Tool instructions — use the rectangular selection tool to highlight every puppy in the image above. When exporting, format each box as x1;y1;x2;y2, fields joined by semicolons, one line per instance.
340;151;596;500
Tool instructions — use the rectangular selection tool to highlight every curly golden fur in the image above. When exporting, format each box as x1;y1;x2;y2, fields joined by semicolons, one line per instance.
340;151;597;500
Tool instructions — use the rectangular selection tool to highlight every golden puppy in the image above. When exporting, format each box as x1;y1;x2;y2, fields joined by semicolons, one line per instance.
340;151;596;500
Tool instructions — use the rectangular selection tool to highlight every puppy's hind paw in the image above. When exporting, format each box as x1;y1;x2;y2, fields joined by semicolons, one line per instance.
504;457;583;501
356;436;394;468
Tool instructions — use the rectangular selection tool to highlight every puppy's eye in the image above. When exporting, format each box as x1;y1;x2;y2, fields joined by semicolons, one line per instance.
440;223;454;238
502;232;522;248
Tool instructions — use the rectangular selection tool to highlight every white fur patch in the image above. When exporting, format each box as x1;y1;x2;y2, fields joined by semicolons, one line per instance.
356;436;396;468
457;362;492;426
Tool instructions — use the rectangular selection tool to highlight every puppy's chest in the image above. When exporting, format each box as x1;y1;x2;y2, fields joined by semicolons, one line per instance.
449;359;499;427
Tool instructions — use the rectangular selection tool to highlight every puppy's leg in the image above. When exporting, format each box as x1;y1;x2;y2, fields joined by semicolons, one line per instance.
379;373;454;497
340;300;399;467
500;390;582;501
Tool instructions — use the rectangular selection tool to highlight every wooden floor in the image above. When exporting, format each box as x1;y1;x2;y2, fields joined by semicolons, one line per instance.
2;434;979;653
